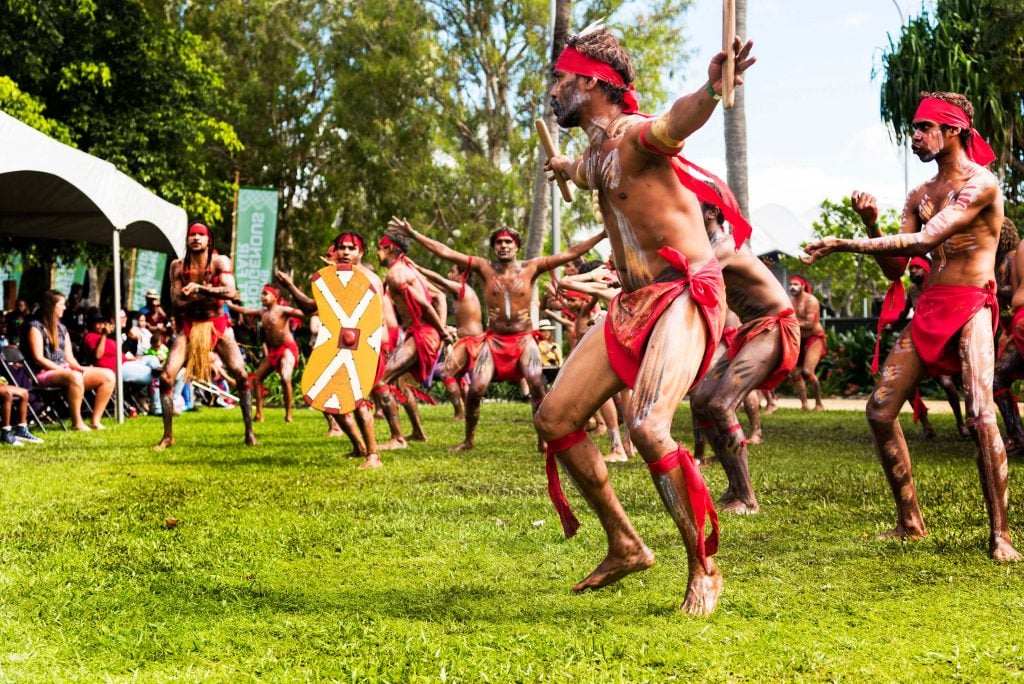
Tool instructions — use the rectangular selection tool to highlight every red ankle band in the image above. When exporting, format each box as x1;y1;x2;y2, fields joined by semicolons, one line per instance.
443;378;458;388
648;445;719;573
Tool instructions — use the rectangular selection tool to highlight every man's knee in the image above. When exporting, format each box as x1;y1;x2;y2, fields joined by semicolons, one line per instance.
865;391;900;426
625;418;674;455
534;400;569;442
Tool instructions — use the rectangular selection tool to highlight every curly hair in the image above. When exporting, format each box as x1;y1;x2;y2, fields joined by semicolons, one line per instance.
488;227;522;249
565;28;634;107
998;217;1020;261
919;91;975;147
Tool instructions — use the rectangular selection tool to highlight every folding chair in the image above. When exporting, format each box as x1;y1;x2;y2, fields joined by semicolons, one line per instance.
0;346;69;432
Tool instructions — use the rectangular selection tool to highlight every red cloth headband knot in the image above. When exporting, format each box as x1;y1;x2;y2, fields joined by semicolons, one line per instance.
909;256;932;274
790;275;812;293
555;46;639;114
913;97;996;166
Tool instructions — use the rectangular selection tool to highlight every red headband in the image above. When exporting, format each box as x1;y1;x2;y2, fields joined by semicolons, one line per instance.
493;230;520;247
913;97;996;166
188;223;210;237
790;275;812;293
555;46;639;114
262;285;280;298
909;256;932;274
336;232;365;252
378;235;400;251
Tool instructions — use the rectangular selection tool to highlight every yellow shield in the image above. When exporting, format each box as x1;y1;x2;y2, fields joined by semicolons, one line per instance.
300;264;385;414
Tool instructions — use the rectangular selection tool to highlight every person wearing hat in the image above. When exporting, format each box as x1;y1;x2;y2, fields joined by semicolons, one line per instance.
156;222;257;449
804;90;1018;562
788;274;826;412
141;289;169;333
537;319;562;368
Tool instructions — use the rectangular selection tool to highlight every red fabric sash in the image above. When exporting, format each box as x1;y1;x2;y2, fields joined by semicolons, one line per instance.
727;309;800;391
647;445;719;573
266;340;299;372
872;265;910;373
911;390;928;424
407;323;442;384
545;429;587;537
721;326;738;350
458;257;473;301
484;329;543;382
181;312;231;346
799;331;828;363
452;333;486;375
605;249;725;391
637;126;751;250
910;282;998;376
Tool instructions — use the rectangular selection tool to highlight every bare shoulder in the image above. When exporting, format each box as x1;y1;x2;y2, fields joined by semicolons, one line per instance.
213;253;234;272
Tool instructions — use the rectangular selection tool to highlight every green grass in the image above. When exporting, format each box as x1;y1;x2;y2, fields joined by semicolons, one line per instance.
1;403;1023;682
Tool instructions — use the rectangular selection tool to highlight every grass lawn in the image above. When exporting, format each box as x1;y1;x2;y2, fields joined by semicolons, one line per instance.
1;402;1023;682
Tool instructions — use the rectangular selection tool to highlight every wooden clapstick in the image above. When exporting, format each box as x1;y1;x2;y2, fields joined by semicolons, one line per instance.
722;0;736;110
535;119;573;203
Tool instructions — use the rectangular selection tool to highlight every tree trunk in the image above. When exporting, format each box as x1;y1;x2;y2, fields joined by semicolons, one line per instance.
525;0;571;259
723;0;750;221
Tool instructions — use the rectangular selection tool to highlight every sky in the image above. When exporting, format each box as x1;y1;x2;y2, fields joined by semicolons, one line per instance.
666;0;935;252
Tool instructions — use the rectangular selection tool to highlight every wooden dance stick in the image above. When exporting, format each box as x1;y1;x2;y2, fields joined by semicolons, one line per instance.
722;0;736;110
535;119;573;203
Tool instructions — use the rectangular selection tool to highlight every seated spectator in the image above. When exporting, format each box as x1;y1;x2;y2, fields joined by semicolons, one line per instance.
24;289;114;431
83;313;162;386
141;290;169;333
0;378;43;446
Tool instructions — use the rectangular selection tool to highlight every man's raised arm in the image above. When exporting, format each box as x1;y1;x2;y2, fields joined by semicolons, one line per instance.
534;230;607;274
643;38;755;154
414;263;462;297
275;270;316;314
388;217;477;271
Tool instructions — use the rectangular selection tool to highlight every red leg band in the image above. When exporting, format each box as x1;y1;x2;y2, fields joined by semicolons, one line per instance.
647;445;719;573
444;378;458;389
545;429;587;538
727;422;747;446
995;387;1012;398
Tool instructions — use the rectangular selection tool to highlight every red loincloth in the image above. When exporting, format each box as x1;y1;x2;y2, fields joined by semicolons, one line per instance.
266;340;299;372
181;312;231;346
911;389;928;424
1011;306;1024;357
407;323;442;384
798;331;827;366
484;329;543;382
910;282;997;376
727;308;801;391
453;333;487;376
604;248;725;390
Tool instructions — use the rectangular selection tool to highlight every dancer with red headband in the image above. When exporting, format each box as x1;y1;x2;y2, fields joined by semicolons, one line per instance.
371;230;453;451
788;274;826;411
228;284;305;424
276;231;396;469
387;219;606;453
689;188;799;514
805;91;1019;561
157;222;257;448
413;261;484;420
535;26;754;615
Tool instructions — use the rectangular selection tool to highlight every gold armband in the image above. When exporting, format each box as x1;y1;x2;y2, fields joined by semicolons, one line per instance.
650;113;686;151
574;162;589;189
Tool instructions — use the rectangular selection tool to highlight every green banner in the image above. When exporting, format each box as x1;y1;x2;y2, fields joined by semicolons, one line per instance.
130;250;168;310
234;187;279;307
0;253;22;290
53;259;86;295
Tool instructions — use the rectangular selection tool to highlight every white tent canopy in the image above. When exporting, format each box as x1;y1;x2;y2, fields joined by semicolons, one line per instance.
0;109;189;422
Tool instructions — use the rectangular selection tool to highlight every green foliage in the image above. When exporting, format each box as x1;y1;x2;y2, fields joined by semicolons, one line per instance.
2;406;1023;679
782;197;898;317
817;325;880;397
0;76;73;143
879;0;1024;222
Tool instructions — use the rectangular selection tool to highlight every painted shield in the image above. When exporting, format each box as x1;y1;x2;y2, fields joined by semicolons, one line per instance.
300;264;385;414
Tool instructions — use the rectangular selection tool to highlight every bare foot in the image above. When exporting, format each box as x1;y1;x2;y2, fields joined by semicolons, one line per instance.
571;545;654;592
747;430;763;445
448;440;474;452
453;413;465;421
603;448;629;463
718;493;759;514
681;564;724;616
244;434;259;446
357;453;383;470
89;422;106;430
326;428;345;437
378;437;408;451
875;523;927;541
991;536;1023;561
285;415;293;424
959;424;973;440
800;403;810;412
763;402;779;415
594;423;608;437
154;436;174;450
922;427;937;440
255;414;264;423
814;403;825;412
405;432;427;442
585;417;599;432
73;423;91;432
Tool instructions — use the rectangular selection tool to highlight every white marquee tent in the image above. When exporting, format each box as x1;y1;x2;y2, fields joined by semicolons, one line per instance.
0;109;188;421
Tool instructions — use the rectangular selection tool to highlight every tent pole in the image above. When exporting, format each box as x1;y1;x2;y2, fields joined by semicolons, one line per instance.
112;227;124;424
